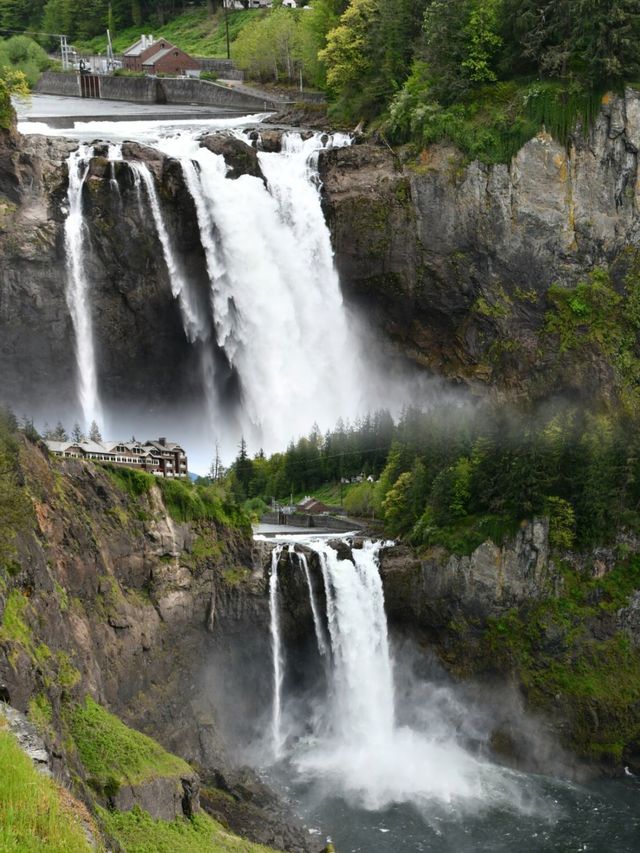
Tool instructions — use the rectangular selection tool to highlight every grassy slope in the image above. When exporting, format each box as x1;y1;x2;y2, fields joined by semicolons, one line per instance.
0;721;94;852
289;481;359;507
100;806;280;853
68;697;191;792
74;9;264;58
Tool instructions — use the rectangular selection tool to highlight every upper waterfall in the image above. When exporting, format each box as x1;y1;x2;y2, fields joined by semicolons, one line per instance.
49;118;426;467
157;129;369;454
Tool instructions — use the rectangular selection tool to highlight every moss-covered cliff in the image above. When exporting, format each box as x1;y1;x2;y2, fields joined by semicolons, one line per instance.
379;522;640;776
0;413;313;853
319;88;640;407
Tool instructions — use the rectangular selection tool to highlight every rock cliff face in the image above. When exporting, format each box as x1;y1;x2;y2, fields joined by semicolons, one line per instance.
3;94;639;417
0;435;312;852
0;132;214;419
319;88;640;399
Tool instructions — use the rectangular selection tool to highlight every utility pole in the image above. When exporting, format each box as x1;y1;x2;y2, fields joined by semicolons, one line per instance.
225;2;231;60
60;35;71;71
106;29;114;72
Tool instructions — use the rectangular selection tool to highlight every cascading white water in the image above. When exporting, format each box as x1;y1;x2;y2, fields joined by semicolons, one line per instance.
127;161;208;345
158;131;369;453
268;536;531;815
295;548;328;658
55;121;428;470
64;145;103;429
269;544;285;759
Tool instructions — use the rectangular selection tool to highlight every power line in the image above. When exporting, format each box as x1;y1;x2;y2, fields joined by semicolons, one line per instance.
0;27;67;38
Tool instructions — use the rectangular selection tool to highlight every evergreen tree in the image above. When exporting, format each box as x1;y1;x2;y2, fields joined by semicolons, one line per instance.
88;420;102;443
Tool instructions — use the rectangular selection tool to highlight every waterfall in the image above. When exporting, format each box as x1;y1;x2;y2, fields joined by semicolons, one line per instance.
295;548;328;658
107;143;122;194
127;160;218;427
158;130;369;453
312;540;395;743
128;161;208;345
269;544;285;759
64;145;103;429
266;536;527;813
55;122;422;470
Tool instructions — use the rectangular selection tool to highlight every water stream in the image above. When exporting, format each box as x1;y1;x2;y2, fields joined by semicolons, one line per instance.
64;145;103;429
263;536;640;851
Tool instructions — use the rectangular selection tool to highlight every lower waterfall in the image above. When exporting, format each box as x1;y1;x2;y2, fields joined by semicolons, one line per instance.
266;537;538;818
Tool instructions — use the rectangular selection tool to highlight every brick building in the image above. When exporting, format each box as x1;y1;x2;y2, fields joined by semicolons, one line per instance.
122;35;200;76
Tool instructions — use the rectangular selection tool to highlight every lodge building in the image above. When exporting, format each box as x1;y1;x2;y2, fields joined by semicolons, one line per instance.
45;437;188;479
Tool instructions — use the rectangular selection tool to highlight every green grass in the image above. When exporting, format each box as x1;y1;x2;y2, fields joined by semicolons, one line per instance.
481;556;640;761
415;513;522;556
158;479;249;529
103;464;155;498
67;698;191;797
74;9;263;59
0;724;94;852
289;481;360;507
388;73;610;165
99;805;279;853
0;590;32;648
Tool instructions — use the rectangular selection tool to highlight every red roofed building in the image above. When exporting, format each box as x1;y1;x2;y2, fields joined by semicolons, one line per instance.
122;35;200;76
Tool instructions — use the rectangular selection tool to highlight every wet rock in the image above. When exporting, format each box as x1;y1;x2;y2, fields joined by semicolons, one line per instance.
319;88;640;401
618;591;640;647
121;140;165;163
259;129;283;153
200;133;265;182
381;519;556;626
0;704;51;775
201;767;320;853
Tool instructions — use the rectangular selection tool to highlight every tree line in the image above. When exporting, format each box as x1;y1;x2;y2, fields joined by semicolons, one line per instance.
222;402;640;552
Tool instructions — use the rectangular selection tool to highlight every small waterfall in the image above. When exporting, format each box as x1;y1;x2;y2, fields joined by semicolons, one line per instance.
64;145;103;429
128;161;207;344
107;143;122;194
269;544;285;759
295;548;328;658
127;160;218;427
266;536;529;812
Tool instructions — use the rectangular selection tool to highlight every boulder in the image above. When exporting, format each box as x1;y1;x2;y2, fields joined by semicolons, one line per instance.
111;771;200;821
200;134;265;182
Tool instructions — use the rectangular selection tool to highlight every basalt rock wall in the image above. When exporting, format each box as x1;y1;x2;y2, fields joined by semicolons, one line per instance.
319;88;640;401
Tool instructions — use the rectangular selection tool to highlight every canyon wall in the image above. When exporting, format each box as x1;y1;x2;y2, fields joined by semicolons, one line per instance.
319;88;640;400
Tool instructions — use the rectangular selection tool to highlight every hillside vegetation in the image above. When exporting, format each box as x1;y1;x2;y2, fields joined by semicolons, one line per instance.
0;719;94;852
72;8;264;57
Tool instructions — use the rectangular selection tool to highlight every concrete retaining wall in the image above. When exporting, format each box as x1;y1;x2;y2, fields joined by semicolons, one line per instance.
35;71;80;97
261;512;362;531
159;77;275;111
197;58;244;82
33;71;276;111
100;75;160;103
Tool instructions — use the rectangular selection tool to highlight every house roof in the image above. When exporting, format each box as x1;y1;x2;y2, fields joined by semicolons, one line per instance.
142;46;176;65
144;440;184;452
123;38;147;57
